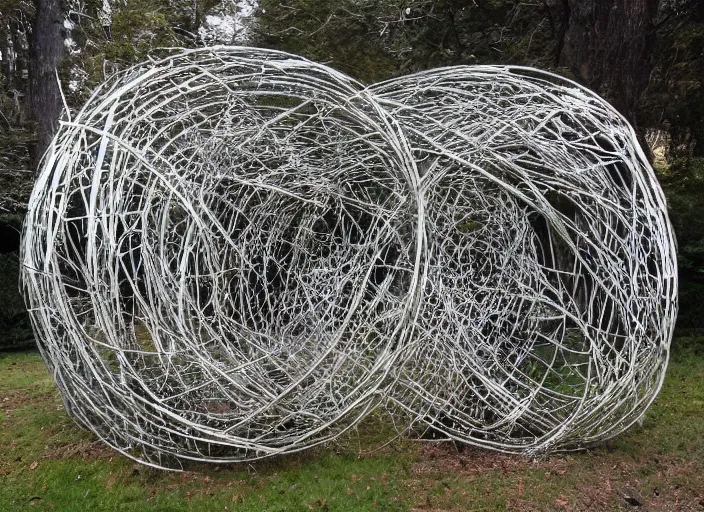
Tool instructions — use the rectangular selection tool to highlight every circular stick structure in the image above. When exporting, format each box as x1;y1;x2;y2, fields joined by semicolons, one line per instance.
371;66;678;454
21;47;677;468
21;47;422;468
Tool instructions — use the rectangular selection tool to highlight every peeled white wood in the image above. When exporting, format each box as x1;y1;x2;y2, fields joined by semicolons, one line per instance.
372;66;677;454
20;47;677;469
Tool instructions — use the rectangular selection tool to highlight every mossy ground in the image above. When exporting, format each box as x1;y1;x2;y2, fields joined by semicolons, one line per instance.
1;336;703;511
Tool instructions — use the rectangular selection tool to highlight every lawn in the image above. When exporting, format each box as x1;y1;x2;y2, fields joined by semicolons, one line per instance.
1;337;703;511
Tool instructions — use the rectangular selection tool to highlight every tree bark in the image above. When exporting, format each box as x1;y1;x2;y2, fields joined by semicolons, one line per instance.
560;0;660;122
30;0;65;166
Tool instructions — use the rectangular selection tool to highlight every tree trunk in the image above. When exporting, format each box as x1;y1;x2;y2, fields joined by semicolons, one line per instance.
558;0;661;122
30;0;65;166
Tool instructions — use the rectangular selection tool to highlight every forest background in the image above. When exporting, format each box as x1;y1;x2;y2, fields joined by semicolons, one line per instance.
1;0;703;347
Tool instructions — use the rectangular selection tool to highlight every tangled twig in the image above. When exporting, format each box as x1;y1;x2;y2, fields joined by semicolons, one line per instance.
21;47;677;469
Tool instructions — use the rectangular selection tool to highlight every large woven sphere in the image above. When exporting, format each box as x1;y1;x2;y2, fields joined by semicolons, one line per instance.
372;66;677;453
21;48;422;468
21;47;677;468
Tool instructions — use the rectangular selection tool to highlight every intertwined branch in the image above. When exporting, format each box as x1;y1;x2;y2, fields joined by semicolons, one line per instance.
372;67;678;454
20;47;677;469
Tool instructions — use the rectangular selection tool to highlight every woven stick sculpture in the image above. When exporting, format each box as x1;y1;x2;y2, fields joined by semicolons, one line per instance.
21;47;677;469
371;67;678;454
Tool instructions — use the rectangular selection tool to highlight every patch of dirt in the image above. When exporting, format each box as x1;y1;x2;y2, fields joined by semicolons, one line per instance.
1;389;54;409
411;442;573;477
1;362;59;412
1;391;56;423
406;442;704;512
571;457;704;512
42;440;114;461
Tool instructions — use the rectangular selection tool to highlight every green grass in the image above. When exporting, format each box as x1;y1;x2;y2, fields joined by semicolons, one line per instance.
1;337;704;511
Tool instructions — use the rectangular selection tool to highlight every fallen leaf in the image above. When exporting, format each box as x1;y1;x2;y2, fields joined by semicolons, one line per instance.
620;486;645;507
